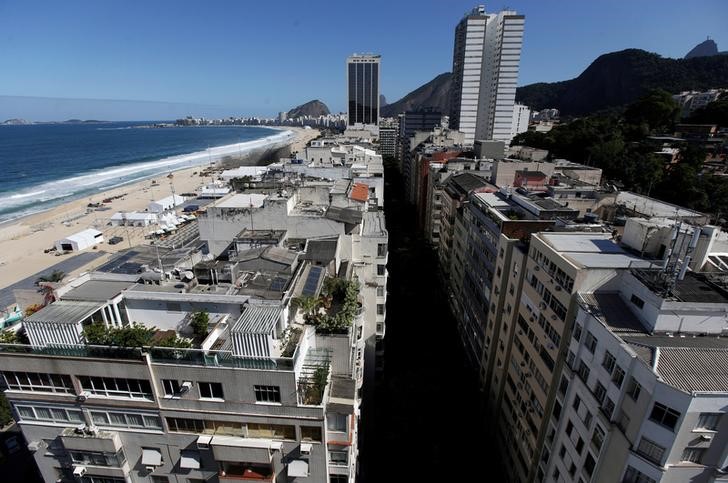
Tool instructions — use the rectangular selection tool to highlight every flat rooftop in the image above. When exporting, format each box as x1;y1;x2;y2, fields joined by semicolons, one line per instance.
216;193;268;209
62;280;133;302
616;191;705;219
538;232;650;269
579;292;647;334
631;270;728;304
25;300;101;325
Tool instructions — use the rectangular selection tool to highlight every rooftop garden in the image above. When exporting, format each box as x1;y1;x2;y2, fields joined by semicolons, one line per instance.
82;322;193;349
294;277;360;335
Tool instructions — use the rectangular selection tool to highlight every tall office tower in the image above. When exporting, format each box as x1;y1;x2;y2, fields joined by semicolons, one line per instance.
450;5;524;146
347;54;381;126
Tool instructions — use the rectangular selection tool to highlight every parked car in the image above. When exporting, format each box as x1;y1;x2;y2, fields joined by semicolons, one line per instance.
183;204;199;213
108;236;124;245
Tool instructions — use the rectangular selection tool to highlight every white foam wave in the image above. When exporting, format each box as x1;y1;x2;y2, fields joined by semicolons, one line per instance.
0;129;294;220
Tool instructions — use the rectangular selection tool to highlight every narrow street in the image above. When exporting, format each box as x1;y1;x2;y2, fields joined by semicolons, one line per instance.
359;160;505;481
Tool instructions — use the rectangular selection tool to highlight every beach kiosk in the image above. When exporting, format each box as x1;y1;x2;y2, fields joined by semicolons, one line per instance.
54;228;104;252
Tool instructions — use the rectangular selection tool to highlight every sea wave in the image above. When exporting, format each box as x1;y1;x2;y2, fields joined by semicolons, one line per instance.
0;129;293;223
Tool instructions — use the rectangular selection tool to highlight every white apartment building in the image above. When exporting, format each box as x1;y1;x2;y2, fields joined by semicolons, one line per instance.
511;103;531;139
450;5;525;145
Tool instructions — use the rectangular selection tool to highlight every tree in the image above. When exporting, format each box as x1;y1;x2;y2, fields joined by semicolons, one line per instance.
0;394;12;427
687;95;728;127
36;270;65;284
624;89;680;133
155;333;193;348
294;296;322;324
0;331;18;343
82;323;155;347
190;311;210;339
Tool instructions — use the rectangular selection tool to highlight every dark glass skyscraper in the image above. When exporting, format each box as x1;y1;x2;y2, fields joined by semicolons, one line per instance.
347;54;380;126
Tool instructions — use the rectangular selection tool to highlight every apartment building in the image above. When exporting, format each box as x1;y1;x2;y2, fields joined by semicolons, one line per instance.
377;118;398;158
1;137;388;483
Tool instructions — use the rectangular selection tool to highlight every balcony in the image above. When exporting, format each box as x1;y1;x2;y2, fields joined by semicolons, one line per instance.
60;427;122;453
219;462;274;482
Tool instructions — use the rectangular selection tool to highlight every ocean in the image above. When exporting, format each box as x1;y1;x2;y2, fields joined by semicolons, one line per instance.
0;122;284;223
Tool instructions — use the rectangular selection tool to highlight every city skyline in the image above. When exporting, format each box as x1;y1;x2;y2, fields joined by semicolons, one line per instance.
0;0;726;120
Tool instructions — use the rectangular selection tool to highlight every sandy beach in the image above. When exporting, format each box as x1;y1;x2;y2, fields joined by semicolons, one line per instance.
0;126;319;292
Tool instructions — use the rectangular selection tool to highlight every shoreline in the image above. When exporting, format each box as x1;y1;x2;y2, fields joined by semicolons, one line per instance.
0;127;319;292
0;126;294;225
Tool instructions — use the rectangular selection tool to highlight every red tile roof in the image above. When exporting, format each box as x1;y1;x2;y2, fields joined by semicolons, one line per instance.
349;182;369;202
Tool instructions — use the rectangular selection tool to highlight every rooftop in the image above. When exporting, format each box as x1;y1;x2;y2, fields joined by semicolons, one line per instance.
616;191;705;220
349;182;369;202
579;292;647;334
631;270;728;304
622;335;728;393
325;206;363;225
302;238;338;263
232;304;281;334
362;211;387;236
62;280;133;302
216;193;268;209
538;232;650;269
25;300;102;325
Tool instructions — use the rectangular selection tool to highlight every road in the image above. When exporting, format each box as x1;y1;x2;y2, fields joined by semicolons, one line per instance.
0;251;106;309
358;159;506;481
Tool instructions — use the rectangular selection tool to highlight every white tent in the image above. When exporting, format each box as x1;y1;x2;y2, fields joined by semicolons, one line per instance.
110;211;158;227
54;229;104;252
148;194;185;213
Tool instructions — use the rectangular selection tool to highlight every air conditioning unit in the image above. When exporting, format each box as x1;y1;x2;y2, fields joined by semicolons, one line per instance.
72;466;87;477
700;434;713;441
145;466;156;473
76;391;91;402
180;381;193;393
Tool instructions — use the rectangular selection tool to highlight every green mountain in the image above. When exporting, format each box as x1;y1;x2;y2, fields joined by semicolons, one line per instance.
516;49;728;115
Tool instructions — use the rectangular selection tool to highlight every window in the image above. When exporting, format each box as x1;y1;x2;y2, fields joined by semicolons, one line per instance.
569;463;576;477
78;376;153;399
71;448;126;468
301;426;322;442
602;352;616;374
559;376;569;396
573;324;583;342
591;425;605;452
377;304;385;315
376;286;385;297
630;294;645;309
584;332;597;353
649;402;681;430
89;410;161;430
583;453;596;477
623;466;657;483
327;413;347;432
559;444;566;459
377;264;385;276
627;377;641;400
575;437;585;455
594;382;607;404
1;371;73;393
151;477;169;483
199;382;223;400
577;360;590;383
330;476;348;483
254;385;281;403
637;437;666;465
80;476;127;483
566;420;574;437
329;449;348;466
695;412;721;431
14;405;83;424
377;243;387;257
247;423;295;440
681;447;706;464
603;398;615;419
611;366;625;388
162;379;180;397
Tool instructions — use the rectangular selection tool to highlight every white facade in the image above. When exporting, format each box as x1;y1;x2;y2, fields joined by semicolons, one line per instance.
511;103;531;139
450;6;525;145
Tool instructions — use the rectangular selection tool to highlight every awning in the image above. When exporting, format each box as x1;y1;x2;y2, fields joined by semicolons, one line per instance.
142;448;162;466
180;450;200;469
300;443;313;454
288;460;309;478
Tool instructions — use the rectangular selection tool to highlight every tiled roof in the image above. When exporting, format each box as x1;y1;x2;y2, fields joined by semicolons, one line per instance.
349;182;369;202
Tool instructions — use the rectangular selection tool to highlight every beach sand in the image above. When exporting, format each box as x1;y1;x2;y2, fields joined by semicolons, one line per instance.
0;127;319;293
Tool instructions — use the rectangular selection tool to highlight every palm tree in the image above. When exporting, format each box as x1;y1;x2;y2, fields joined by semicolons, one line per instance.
293;296;321;324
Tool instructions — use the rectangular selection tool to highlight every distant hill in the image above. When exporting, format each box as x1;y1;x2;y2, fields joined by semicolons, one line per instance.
685;38;727;58
381;72;452;117
2;118;30;125
516;49;728;115
287;100;330;118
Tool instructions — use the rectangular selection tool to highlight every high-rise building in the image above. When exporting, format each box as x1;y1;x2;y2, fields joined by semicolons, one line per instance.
347;54;380;127
378;117;399;158
450;5;525;145
511;103;531;139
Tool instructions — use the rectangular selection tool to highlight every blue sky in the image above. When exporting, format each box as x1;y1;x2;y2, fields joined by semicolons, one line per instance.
0;0;726;120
